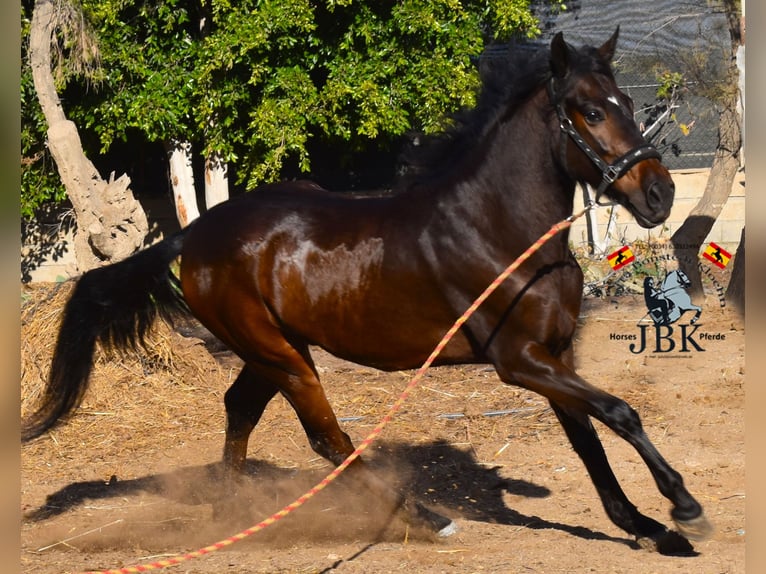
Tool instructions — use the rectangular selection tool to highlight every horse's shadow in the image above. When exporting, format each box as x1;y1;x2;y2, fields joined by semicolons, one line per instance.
25;439;635;549
375;440;629;544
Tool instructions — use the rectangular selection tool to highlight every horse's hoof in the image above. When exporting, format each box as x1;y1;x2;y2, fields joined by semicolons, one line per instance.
636;529;696;555
636;535;659;552
437;520;459;538
402;500;457;538
674;513;714;541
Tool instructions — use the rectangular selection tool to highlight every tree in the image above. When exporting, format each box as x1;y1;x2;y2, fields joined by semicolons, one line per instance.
75;0;213;227
726;226;744;313
26;0;148;270
724;4;745;315
671;0;743;301
23;0;561;241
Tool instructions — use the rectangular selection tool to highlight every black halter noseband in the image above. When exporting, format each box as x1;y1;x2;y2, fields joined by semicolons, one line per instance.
548;78;662;205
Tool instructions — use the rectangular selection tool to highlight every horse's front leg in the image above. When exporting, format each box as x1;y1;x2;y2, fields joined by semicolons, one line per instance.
549;401;695;553
494;342;712;546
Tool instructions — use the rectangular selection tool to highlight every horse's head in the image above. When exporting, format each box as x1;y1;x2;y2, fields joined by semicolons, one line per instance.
548;28;675;229
674;269;691;288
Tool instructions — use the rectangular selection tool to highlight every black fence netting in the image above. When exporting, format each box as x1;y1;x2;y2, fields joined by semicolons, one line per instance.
486;1;733;170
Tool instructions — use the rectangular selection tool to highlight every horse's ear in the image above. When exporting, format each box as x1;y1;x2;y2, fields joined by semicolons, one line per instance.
550;32;570;79
597;26;620;62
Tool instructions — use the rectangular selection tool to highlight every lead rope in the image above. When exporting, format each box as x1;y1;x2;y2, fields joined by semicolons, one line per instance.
80;204;594;574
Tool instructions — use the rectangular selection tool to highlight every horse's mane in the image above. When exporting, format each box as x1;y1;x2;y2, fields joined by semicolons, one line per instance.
395;39;611;191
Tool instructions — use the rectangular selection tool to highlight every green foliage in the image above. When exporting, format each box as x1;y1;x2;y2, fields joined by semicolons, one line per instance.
22;0;562;211
77;0;200;148
655;70;685;101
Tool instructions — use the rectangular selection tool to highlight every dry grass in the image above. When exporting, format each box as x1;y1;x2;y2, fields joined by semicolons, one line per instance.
21;282;233;473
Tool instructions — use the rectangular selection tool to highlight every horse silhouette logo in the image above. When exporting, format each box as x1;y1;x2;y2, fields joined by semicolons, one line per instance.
642;269;702;326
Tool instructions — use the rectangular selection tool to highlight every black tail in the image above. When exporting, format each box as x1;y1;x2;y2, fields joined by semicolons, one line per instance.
21;229;190;442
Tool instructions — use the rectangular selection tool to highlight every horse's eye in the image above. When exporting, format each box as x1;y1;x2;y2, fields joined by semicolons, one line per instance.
583;110;604;124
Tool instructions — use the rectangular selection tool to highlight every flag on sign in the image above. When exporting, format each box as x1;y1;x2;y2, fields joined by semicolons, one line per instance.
702;242;732;269
607;245;635;270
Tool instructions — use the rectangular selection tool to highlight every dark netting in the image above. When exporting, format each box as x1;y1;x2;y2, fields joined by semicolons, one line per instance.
482;1;731;169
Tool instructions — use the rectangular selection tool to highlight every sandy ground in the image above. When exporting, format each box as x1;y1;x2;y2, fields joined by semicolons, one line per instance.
21;291;744;574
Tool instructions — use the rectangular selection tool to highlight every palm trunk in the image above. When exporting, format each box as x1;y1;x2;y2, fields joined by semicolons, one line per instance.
165;138;201;227
670;101;741;299
670;1;743;300
204;151;229;209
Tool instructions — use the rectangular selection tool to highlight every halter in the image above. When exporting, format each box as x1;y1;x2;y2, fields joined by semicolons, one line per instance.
548;78;662;205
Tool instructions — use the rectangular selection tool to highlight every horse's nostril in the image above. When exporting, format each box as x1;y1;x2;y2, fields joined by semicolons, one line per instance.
647;181;672;212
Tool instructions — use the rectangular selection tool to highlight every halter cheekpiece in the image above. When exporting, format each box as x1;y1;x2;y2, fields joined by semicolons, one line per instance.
547;78;662;205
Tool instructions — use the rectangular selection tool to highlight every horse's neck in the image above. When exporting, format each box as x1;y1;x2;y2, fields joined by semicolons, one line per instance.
433;89;576;244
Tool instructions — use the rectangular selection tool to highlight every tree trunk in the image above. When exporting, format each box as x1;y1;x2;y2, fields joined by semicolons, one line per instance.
204;151;229;209
199;6;229;211
670;103;740;299
670;1;743;301
725;226;744;315
29;0;148;272
165;138;201;227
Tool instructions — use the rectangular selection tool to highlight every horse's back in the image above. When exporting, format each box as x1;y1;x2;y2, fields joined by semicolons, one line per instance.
177;181;473;368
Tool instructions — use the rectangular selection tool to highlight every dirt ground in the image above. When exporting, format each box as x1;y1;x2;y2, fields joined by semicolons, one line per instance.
20;286;745;574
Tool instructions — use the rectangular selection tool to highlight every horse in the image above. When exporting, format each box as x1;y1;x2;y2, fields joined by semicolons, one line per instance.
22;28;713;550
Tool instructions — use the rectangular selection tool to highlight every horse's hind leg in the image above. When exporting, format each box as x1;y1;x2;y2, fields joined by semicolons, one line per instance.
222;365;280;475
245;344;456;536
210;365;280;521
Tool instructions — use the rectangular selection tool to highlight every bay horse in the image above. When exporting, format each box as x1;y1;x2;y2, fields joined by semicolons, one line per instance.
23;29;712;549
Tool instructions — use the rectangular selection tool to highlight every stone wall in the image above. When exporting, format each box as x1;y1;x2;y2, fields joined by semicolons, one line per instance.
568;168;746;255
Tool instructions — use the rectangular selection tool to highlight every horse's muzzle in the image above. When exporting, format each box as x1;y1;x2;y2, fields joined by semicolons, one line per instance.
632;179;675;229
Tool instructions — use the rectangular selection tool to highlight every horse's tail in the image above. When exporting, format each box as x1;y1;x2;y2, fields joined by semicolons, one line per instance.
21;229;191;442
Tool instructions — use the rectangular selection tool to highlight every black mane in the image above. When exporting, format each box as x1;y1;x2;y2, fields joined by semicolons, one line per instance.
396;39;613;191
